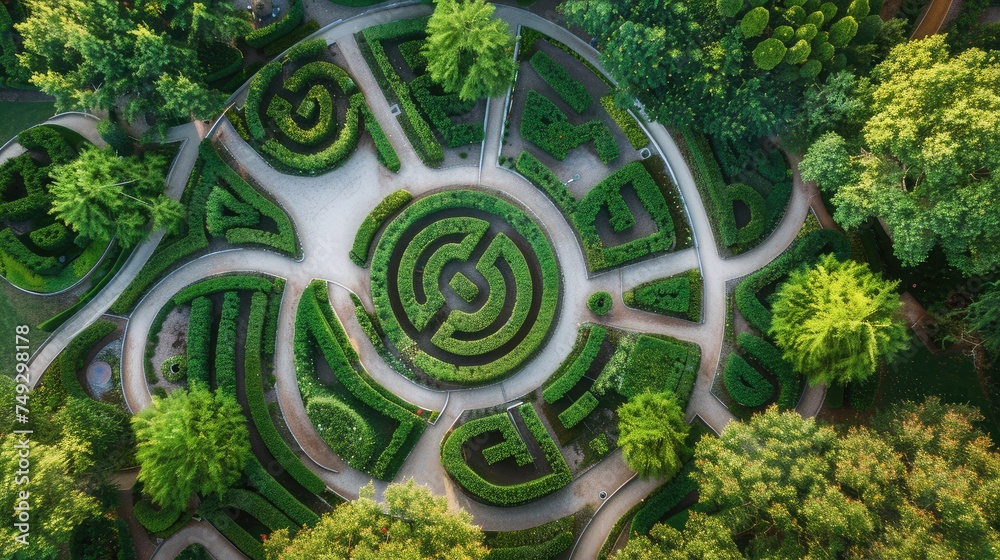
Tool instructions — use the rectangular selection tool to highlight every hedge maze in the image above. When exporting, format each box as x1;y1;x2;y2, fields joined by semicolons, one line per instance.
358;17;486;167
442;403;571;506
368;190;560;385
242;39;398;175
721;228;852;412
0;125;113;293
624;269;703;322
146;275;329;560
294;279;433;480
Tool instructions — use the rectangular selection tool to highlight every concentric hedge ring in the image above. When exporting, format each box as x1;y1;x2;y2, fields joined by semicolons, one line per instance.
370;190;560;385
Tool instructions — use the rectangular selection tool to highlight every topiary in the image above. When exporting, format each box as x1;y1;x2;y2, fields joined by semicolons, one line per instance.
829;16;858;46
784;39;812;64
796;23;818;40
773;25;796;43
799;59;823;79
847;0;870;19
717;0;745;18
29;222;71;252
806;10;825;26
819;1;839;21
784;5;807;24
740;7;770;37
855;14;883;42
753;38;788;70
162;355;187;383
813;41;835;60
588;291;613;316
830;52;848;70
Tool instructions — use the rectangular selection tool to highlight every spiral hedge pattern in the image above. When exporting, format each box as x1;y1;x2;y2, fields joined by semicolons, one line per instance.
370;190;559;385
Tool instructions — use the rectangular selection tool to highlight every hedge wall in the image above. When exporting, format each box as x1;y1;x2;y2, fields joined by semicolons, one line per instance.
558;391;599;428
737;332;800;410
185;297;213;388
723;353;774;407
245;0;303;48
361;105;401;172
630;462;697;535
514;151;576;216
245;457;319;526
133;499;182;533
624;270;703;322
349;190;413;266
543;325;606;403
600;95;647;150
441;404;570;506
214;291;241;393
529;51;592;113
200;506;264;560
410;74;484;148
521;90;618;164
485;515;574;560
173;276;273;306
220;489;295;532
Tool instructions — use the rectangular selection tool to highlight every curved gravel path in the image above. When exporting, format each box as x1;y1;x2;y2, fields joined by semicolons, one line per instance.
25;5;839;559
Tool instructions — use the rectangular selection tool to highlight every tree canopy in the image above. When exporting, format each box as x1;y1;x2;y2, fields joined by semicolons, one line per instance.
48;146;181;248
617;391;689;479
800;35;1000;275
16;0;248;124
770;254;907;386
422;0;516;101
263;480;488;559
614;400;1000;559
132;386;250;511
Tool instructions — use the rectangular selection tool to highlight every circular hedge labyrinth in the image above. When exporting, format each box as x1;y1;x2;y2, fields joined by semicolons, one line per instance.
370;190;560;385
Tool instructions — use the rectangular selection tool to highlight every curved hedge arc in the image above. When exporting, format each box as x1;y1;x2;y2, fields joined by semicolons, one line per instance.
370;190;560;385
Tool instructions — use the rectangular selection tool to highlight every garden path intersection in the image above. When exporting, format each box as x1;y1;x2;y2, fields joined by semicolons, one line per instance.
21;4;829;559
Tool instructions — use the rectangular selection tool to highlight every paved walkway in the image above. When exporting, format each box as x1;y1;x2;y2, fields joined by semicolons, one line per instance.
24;6;847;559
911;0;955;39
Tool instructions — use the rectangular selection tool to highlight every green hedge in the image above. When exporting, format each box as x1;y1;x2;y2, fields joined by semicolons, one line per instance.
133;499;182;533
200;506;264;560
245;0;303;48
573;162;675;270
186;297;213;388
214;292;241;393
350;190;413;266
359;18;443;166
202;43;244;82
220;489;295;532
558;391;598;428
260;93;364;175
162;354;187;383
61;320;117;400
442;404;570;506
600;95;647;150
630;462;696;535
307;396;377;466
477;414;533;466
370;191;559;385
529;51;592;113
723;353;773;407
0;154;50;222
485;515;574;560
245;457;319;526
588;291;613;315
737;332;800;410
361;105;401;172
173;276;273;306
245;61;282;140
29;222;71;252
543;325;606;403
514;151;576;215
206;187;259;235
243;291;326;494
410;74;484;148
262;21;321;57
267;85;335;148
521;90;618;163
486;532;574;560
620;335;697;400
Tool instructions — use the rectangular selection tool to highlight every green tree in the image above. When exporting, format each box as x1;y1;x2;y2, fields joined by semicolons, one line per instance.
263;480;487;559
619;401;1000;559
965;281;1000;354
16;0;247;125
617;391;689;479
784;71;865;153
0;437;101;560
422;0;515;101
48;146;181;248
801;36;1000;275
770;254;907;386
132;386;250;511
53;397;133;475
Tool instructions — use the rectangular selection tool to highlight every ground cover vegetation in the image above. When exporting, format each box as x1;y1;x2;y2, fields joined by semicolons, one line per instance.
368;190;559;385
294;279;430;480
483;515;576;560
112;141;298;314
613;400;1000;559
357;15;489;167
242;38;396;175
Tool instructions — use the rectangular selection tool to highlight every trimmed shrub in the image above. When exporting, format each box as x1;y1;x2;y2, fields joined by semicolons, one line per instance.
205;187;259;236
520;90;618;163
543;325;606;403
244;61;282;140
847;0;870;19
773;25;796;43
134;499;182;533
307;396;376;466
737;332;800;410
245;0;303;48
529;51;592;113
588;291;613;315
600;95;647;149
29;222;71;252
220;489;294;532
784;39;812;64
619;335;697;400
200;507;264;560
173;276;272;305
214;292;241;393
245;456;319;527
349;190;413;266
558;391;599;428
161;355;187;383
441;404;571;506
855;14;883;43
723;353;773;407
753;38;788;70
807;10;826;26
799;58;823;79
630;462;697;535
0;155;49;222
260;93;365;175
625;271;703;322
18;125;74;165
828;15;858;46
514;151;576;216
361;105;401;172
410;74;484;148
185;297;213;388
717;0;745;17
741;7;770;37
0;229;59;274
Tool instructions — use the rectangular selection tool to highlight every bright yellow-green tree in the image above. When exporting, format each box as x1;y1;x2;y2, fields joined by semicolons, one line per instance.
617;391;689;479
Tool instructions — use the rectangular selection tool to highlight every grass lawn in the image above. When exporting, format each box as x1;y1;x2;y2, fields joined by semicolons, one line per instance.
0;282;71;374
0;102;56;145
880;332;999;443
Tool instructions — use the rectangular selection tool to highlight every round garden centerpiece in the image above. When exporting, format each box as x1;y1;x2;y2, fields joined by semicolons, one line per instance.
370;190;559;385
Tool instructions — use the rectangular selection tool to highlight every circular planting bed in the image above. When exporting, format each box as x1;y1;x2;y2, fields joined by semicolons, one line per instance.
370;189;560;385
